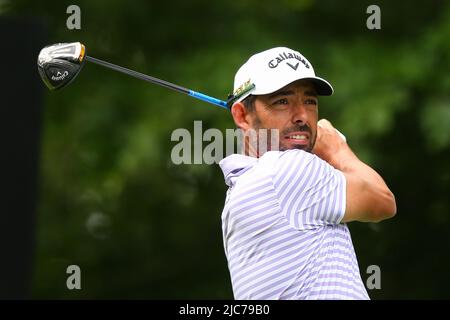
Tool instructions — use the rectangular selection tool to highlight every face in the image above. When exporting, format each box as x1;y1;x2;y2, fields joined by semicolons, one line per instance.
247;80;319;152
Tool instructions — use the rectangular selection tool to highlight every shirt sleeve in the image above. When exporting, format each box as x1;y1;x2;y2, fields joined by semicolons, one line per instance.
271;149;346;230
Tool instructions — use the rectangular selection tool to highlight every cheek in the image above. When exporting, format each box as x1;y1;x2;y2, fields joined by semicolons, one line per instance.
309;107;318;118
266;109;293;124
254;110;282;128
308;109;318;132
309;109;318;125
311;125;318;140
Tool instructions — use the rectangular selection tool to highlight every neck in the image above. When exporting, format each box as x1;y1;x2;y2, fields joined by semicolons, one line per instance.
243;142;259;158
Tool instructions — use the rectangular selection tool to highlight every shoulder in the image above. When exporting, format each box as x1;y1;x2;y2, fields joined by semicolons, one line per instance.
259;149;318;169
263;149;342;183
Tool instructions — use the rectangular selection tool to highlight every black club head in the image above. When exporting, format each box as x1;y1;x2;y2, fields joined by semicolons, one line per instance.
37;42;86;90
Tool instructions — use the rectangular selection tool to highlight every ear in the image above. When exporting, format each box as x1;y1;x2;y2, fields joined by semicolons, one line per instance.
231;102;252;130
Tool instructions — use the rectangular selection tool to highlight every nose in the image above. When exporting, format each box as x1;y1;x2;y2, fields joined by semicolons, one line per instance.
291;102;308;125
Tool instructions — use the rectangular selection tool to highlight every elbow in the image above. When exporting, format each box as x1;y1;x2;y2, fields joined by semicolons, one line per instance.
384;191;397;219
389;191;397;217
373;190;397;223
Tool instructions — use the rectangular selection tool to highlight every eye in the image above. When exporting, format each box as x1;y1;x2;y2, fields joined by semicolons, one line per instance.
305;99;318;105
272;98;289;105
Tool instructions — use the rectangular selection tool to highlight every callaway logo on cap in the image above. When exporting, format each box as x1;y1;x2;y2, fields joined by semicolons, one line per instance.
228;47;333;107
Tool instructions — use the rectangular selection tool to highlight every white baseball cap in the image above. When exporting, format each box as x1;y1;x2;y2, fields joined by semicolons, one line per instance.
229;47;333;107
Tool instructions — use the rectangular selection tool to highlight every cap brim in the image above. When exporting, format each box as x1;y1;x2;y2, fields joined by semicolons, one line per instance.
233;76;333;106
302;77;333;96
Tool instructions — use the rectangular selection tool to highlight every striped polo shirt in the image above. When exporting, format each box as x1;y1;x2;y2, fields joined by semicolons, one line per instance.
219;150;369;300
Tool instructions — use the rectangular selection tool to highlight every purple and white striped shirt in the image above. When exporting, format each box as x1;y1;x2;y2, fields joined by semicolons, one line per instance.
219;150;369;300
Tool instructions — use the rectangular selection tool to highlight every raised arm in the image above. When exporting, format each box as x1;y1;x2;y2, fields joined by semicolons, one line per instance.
312;119;397;223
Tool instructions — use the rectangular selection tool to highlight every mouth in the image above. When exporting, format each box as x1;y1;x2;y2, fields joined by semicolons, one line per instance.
284;131;310;145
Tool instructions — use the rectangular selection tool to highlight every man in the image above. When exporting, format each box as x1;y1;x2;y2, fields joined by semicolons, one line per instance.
219;47;396;300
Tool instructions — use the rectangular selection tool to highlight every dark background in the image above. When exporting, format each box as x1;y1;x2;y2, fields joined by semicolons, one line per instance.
1;0;449;299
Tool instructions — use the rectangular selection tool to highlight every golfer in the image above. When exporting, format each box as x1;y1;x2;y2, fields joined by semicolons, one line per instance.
219;47;396;300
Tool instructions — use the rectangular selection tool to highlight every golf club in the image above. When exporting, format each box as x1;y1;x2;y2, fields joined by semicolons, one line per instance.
37;42;250;109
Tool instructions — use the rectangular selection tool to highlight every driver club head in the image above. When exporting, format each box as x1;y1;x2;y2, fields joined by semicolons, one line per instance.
37;42;86;90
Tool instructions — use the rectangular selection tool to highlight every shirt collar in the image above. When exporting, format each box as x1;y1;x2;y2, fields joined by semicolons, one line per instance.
219;154;258;187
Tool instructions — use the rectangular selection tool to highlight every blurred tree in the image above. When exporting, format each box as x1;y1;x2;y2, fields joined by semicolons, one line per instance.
2;0;449;298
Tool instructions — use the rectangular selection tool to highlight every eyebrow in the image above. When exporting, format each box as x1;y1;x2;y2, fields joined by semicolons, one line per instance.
268;90;295;99
268;89;318;99
304;91;318;98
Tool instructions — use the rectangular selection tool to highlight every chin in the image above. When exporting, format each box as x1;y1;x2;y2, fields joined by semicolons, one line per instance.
279;144;312;152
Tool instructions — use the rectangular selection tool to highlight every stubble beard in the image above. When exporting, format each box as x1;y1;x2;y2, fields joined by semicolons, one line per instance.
252;114;316;153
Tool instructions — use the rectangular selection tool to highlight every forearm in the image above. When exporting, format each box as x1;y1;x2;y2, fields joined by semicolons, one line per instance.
334;148;397;222
313;119;396;223
331;146;390;191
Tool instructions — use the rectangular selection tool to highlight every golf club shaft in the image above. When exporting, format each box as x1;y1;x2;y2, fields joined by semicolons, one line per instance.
85;56;228;109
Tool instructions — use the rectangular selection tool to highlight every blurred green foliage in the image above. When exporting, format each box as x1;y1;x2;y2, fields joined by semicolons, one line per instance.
3;0;450;298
